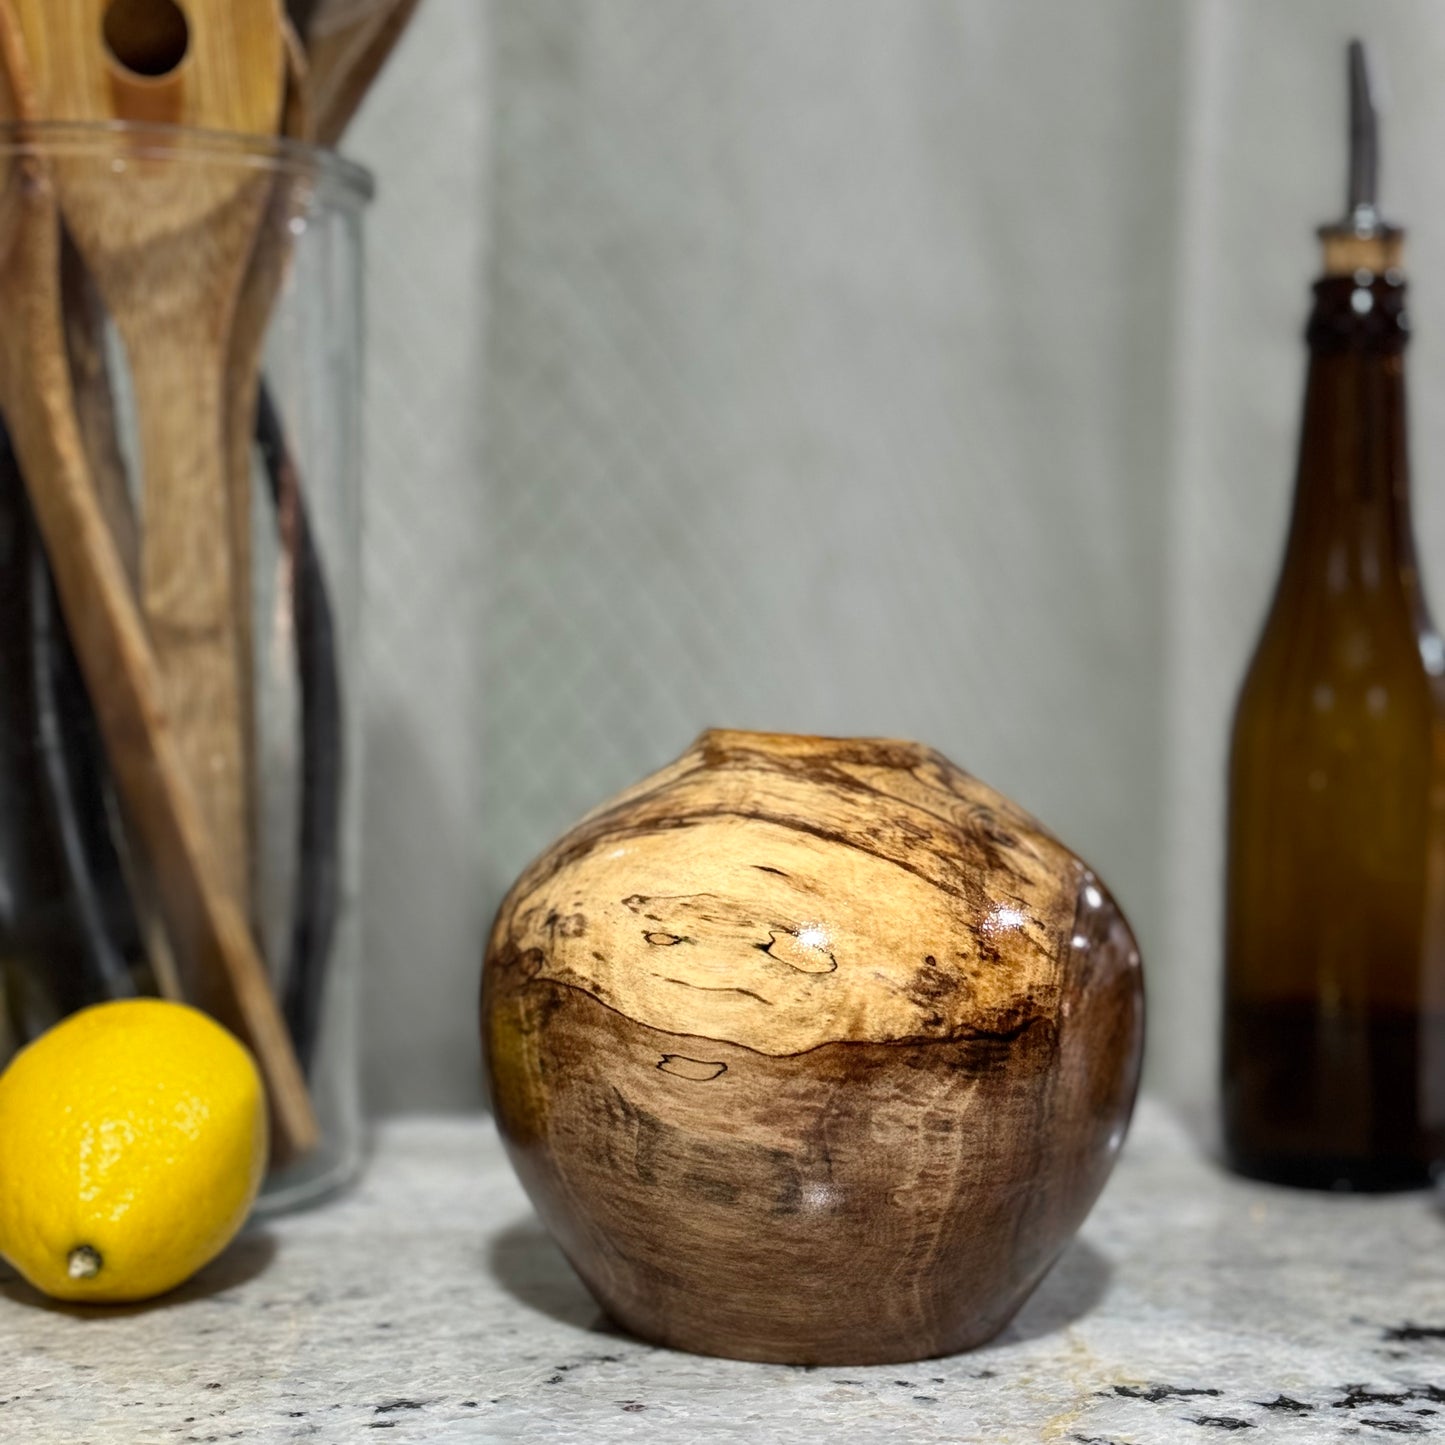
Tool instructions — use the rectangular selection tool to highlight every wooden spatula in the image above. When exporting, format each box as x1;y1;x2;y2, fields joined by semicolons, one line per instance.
12;0;287;916
0;3;317;1158
304;0;420;147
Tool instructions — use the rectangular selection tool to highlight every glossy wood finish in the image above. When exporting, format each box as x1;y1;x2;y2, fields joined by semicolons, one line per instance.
482;730;1144;1364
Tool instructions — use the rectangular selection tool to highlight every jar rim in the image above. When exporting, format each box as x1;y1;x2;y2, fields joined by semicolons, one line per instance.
0;120;375;208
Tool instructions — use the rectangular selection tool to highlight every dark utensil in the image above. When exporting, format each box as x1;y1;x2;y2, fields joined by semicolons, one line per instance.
0;425;134;1026
0;379;342;1072
287;0;324;40
256;382;343;1074
29;500;141;1002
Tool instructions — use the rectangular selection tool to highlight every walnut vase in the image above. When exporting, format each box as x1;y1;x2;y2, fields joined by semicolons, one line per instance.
481;730;1144;1365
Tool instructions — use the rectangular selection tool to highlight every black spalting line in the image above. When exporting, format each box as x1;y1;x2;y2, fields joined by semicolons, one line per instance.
498;968;1047;1061
643;932;689;946
625;891;726;913
1189;1417;1254;1432
754;865;788;877
656;1055;727;1081
493;728;1049;914
754;931;839;973
700;738;1037;881
659;978;772;1005
373;1401;425;1413
527;808;992;913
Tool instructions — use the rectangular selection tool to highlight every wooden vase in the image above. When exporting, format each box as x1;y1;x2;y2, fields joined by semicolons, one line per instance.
481;730;1144;1365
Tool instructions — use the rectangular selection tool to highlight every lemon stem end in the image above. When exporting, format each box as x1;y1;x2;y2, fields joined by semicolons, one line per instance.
67;1246;102;1280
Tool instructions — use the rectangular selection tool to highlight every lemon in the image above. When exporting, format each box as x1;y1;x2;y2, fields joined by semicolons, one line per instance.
0;999;267;1303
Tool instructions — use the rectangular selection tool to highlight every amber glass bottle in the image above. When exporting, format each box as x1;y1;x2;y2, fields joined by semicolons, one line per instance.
1222;133;1445;1187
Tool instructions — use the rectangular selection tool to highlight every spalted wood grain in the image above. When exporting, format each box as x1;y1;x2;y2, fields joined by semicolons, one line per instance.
482;730;1144;1365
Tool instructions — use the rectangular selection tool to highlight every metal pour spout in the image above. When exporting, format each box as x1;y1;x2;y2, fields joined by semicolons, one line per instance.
1346;39;1382;234
1320;39;1403;274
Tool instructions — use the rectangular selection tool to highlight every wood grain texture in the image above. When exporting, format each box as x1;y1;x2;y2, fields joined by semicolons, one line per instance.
13;0;287;910
482;730;1145;1365
305;0;420;148
0;7;316;1160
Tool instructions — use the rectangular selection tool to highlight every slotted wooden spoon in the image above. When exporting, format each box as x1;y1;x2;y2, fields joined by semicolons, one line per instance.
12;0;287;915
0;3;317;1157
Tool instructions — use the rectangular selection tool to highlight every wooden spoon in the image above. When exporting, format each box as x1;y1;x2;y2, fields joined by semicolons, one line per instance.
0;4;317;1158
12;0;287;915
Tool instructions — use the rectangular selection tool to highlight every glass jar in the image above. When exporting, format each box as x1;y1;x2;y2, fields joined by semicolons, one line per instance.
0;123;372;1210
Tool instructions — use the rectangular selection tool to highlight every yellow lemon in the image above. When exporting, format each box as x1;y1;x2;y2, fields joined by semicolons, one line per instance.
0;999;268;1303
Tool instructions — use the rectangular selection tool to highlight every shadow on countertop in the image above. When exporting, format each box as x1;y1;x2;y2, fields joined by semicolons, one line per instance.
987;1236;1114;1348
0;1229;278;1318
488;1214;1114;1352
487;1217;609;1334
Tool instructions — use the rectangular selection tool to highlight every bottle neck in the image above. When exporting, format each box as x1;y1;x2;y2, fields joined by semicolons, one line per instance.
1281;273;1419;594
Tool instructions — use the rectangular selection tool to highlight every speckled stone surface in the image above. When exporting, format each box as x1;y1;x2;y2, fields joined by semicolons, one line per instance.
2;1100;1443;1442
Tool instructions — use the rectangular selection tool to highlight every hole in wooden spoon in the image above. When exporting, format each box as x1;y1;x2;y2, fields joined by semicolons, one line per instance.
102;0;190;78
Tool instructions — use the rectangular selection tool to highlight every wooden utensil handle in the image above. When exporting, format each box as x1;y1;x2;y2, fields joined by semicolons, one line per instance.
116;302;251;916
6;268;317;1158
311;0;421;147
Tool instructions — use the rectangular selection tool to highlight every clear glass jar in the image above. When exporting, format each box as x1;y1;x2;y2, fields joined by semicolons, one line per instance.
0;123;372;1210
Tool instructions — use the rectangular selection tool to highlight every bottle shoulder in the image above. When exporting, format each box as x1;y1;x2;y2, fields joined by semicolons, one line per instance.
1246;579;1438;676
1233;602;1445;737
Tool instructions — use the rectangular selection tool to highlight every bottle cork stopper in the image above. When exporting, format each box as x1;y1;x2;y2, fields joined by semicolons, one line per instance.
1319;226;1403;277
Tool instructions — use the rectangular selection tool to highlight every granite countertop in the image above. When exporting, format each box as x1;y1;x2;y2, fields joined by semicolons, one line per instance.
2;1100;1443;1443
